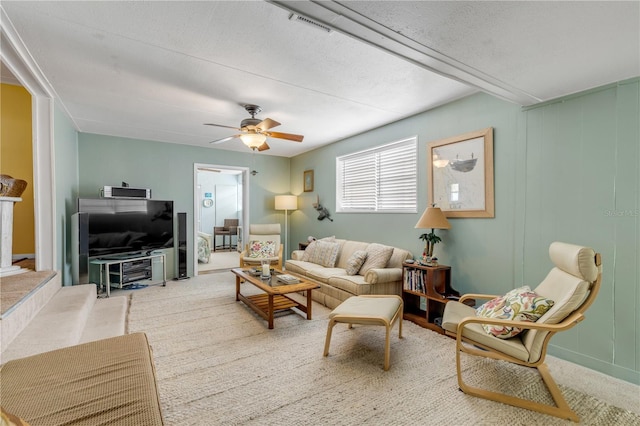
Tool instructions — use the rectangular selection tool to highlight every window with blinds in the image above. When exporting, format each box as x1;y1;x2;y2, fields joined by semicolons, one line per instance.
336;137;417;213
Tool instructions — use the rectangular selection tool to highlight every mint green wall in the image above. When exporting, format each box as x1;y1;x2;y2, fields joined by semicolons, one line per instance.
53;104;79;285
290;82;639;384
76;134;291;277
289;93;521;267
520;80;639;382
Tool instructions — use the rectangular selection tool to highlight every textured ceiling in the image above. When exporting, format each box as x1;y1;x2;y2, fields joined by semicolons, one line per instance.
1;1;638;157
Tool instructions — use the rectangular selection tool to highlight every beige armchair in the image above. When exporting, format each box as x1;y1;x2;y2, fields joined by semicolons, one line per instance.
239;224;283;270
441;242;602;422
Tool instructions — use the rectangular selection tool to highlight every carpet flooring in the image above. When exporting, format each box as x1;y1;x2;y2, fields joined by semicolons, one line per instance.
128;272;640;425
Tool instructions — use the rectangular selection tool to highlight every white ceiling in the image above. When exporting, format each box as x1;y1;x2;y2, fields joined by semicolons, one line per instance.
2;1;638;157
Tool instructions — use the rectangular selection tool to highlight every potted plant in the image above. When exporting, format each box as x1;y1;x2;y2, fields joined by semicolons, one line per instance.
419;231;442;262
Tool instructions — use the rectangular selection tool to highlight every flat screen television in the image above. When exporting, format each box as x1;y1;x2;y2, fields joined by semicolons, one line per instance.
77;198;174;258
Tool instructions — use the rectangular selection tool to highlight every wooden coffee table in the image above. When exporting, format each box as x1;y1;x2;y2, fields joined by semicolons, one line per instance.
232;268;320;329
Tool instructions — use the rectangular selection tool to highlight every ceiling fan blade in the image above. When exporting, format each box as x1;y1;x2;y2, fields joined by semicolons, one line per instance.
256;118;281;131
266;131;304;142
204;123;242;131
210;135;241;144
257;141;270;151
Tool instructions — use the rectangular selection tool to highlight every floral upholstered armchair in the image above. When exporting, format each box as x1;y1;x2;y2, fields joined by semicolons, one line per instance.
239;224;283;270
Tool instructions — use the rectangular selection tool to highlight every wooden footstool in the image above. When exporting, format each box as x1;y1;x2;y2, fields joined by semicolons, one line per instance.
323;295;403;371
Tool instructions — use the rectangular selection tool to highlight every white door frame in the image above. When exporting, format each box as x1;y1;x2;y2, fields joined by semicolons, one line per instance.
1;10;56;271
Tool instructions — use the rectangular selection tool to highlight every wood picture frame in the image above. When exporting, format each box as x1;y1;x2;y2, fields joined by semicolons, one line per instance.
427;127;494;218
303;170;314;192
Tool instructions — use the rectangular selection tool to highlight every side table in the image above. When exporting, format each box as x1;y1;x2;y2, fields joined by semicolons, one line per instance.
401;262;472;333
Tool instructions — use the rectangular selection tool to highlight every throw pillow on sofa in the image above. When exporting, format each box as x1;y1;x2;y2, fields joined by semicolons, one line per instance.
359;243;394;276
307;240;340;267
345;250;368;275
475;286;555;339
248;240;276;258
302;236;336;262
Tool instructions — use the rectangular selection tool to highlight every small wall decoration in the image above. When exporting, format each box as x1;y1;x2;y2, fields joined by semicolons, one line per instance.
312;195;333;222
428;127;494;218
303;170;314;192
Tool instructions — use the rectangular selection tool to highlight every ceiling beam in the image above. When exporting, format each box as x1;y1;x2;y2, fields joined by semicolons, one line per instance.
268;0;542;106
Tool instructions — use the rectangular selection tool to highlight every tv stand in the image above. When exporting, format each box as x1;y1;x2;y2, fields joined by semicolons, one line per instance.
91;253;166;297
100;252;143;261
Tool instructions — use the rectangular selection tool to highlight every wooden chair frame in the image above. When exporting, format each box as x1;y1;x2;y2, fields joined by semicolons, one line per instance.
445;253;601;422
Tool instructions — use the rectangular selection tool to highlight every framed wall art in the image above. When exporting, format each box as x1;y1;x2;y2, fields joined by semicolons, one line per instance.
303;170;314;192
427;127;494;218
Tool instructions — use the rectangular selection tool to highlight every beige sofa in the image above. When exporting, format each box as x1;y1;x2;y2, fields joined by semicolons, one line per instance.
285;238;412;309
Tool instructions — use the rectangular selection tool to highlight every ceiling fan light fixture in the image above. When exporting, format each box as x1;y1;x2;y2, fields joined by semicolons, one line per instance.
240;132;267;149
206;104;303;152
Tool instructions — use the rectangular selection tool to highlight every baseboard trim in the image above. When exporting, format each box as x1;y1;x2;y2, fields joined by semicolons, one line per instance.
548;344;640;386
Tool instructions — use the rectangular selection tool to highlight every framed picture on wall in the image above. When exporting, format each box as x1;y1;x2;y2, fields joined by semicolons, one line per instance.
303;170;314;192
428;127;494;218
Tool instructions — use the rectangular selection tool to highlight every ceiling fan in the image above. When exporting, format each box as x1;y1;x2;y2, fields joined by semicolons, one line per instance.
205;104;304;151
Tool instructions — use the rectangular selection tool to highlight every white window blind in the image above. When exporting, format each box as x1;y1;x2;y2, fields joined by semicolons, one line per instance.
336;137;417;213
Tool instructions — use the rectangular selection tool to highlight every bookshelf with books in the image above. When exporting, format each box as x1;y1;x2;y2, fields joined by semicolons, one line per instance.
402;262;470;333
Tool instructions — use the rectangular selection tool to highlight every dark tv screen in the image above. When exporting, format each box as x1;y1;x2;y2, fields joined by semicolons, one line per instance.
78;198;174;257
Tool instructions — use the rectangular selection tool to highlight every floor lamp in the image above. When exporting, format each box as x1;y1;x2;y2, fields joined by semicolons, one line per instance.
275;195;298;267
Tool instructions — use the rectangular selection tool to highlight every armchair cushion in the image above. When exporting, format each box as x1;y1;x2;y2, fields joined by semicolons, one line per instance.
476;286;555;339
442;301;531;361
524;242;596;361
248;240;276;258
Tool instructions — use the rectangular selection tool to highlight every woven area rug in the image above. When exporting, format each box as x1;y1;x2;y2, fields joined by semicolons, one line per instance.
128;272;640;425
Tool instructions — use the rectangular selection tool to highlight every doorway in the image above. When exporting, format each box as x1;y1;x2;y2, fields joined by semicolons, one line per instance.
1;28;56;274
193;164;249;275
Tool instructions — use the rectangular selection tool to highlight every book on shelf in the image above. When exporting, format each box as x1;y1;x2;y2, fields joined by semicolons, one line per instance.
276;274;300;284
403;268;425;293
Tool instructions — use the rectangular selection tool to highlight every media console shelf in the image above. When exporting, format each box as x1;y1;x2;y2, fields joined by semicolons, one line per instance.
91;253;166;297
